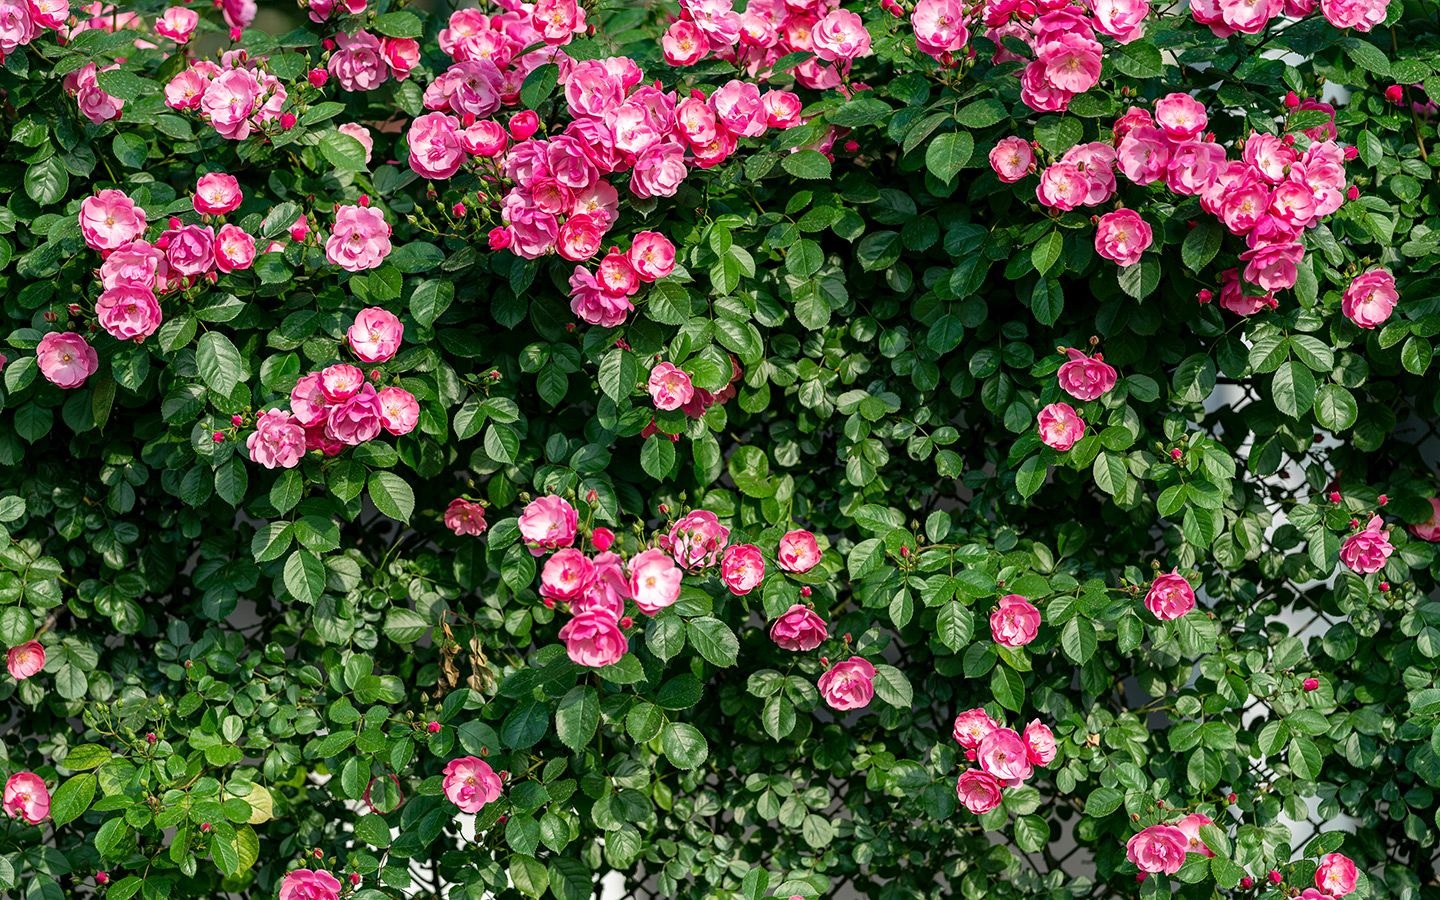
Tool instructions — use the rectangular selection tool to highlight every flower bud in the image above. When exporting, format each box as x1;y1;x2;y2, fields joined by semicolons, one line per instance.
1302;677;1319;691
509;110;540;141
427;721;441;733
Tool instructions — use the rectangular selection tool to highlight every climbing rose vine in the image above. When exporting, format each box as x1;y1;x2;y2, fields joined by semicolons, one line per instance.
0;0;1438;896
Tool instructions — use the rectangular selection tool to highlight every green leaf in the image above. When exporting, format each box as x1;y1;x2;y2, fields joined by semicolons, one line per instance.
641;434;677;481
782;150;832;180
1272;359;1316;419
382;608;430;643
1031;231;1063;276
925;132;974;182
1091;451;1129;497
1402;336;1433;375
991;665;1024;712
686;617;739;667
953;98;1008;128
1315;384;1357;431
24;158;67;205
1060;617;1098;664
555;686;600;752
196;332;244;397
520;63;560;110
1181;220;1222;272
49;773;97;827
936;601;974;652
283;550;326;604
368;472;415;523
871;664;913;709
319;130;368;170
661;722;709;769
373;10;423;37
1014;814;1049;853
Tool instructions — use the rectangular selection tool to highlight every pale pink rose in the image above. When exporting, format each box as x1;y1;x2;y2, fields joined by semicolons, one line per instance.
661;19;708;66
817;656;875;711
628;232;675;282
461;120;507;157
1060;142;1117;206
770;604;828;651
96;285;162;340
441;757;502;814
155;5;198;41
1020;59;1074;113
100;240;167;291
320;363;364;402
978;726;1032;782
762;90;803;129
1175;813;1216;858
325;383;383;446
1341;269;1398;329
631;141;689;199
1056;348;1117;401
377;386;418;436
712;79;767;138
1240;241;1303;292
1153;92;1207;140
288;372;328;427
67;63;124;124
408;112;466;180
1269;181;1317;229
1410;498;1440;542
596;250;639;296
911;0;969;57
1022;720;1056;765
1341;515;1392;574
989;594;1040;648
1242;132;1296;185
540;548;595;603
989;136;1035;183
1037;402;1084;451
80;189;147;252
1094;209;1152;267
1218;266;1278;316
347;307;404;363
443;498;487;536
326;205;392;271
1116;125;1171;185
200;67;262;140
953;708;1000;749
663;510;730;569
1091;0;1150;42
647;362;694;411
1037;32;1101;94
328;30;388;92
569;267;633;328
1315;852;1358;896
425;59;504;119
1320;0;1386;30
246;409;306;469
1035;163;1090;210
3;773;48;824
720;543;765;595
628;548;682;615
6;641;44;680
36;332;98;389
165;68;209;110
557;213;604;262
520;495;579;556
956;769;1004;814
812;9;871;61
214;224;256;273
1145;569;1196;620
0;0;33;58
576;551;629;619
1126;825;1188;874
777;529;821;573
166;224;215;277
558;611;628;667
1166;139;1226;195
1299;890;1337;900
1218;0;1283;32
221;0;256;28
338;123;374;166
382;37;420;78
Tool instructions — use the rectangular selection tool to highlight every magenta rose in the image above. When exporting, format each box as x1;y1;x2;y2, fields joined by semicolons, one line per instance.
1037;402;1085;451
1174;813;1216;858
326;205;392;272
278;870;341;900
989;594;1040;648
1056;348;1118;402
1094;209;1153;267
1341;268;1398;329
540;548;595;603
777;529;822;573
953;707;1000;749
246;409;306;470
194;172;243;215
519;495;579;556
1315;852;1358;897
817;656;875;711
1144;569;1196;620
977;726;1033;783
441;756;502;814
1022;720;1057;766
662;510;730;570
558;610;628;667
347;307;404;363
324;383;384;446
377;386;418;436
770;604;828;651
720;543;765;595
955;769;1004;814
1126;825;1188;874
1340;515;1392;574
2;772;49;824
96;286;162;341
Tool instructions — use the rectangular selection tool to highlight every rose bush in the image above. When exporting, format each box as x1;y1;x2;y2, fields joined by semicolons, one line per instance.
1;0;1439;897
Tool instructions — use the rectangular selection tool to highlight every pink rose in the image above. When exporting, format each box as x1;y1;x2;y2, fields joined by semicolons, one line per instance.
953;708;1000;749
3;773;48;824
989;594;1040;648
1037;402;1085;451
382;37;420;78
956;769;1004;814
1166;140;1226;196
1144;569;1196;620
326;204;392;271
1240;241;1303;292
817;656;875;710
325;383;384;445
762;90;803;129
347;307;404;363
557;214;604;262
1116;125;1171;185
165;68;208;111
194;172;242;215
444;499;487;536
1056;348;1117;401
519;495;579;556
278;871;341;900
80;189;147;251
36;332;98;389
978;726;1033;783
1340;515;1392;574
540;548;595;603
246;409;306;469
100;240;165;291
6;641;44;680
629;548;682;615
533;0;585;44
1094;209;1153;267
68;63;124;124
558;611;628;667
27;0;64;31
596;250;640;296
377;386;418;436
1092;0;1150;42
812;9;871;62
155;6;198;41
408;112;466;180
1022;720;1056;765
320;364;364;402
663;510;730;569
1315;852;1358;897
1126;825;1188;874
1153;92;1207;140
461;120;507;157
0;0;33;58
96;285;162;340
1341;268;1398;329
200;68;262;140
770;604;828;651
1175;813;1216;857
631;141;688;199
911;0;969;58
166;224;215;277
1320;0;1387;31
214;224;256;272
989;136;1035;183
289;373;328;427
720;543;765;595
661;20;707;66
629;232;676;282
576;551;629;620
1035;163;1090;210
777;529;821;573
441;757;502;814
647;362;694;411
328;30;388;92
1410;498;1440;542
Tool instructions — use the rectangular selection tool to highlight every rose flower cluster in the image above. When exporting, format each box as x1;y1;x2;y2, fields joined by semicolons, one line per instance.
952;709;1057;813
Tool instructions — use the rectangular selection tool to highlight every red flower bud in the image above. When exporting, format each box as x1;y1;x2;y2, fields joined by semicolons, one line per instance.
1303;677;1320;691
1268;870;1282;884
212;432;225;443
1227;792;1238;804
96;872;110;884
280;113;297;130
1284;91;1299;108
1170;448;1182;460
350;874;362;886
1346;185;1360;201
308;68;328;88
619;616;633;629
1378;494;1388;505
1241;876;1253;889
1386;84;1404;104
358;194;370;207
1197;288;1212;304
509;110;540;141
201;822;212;833
452;202;467;217
427;721;441;733
1328;491;1342;503
800;586;812;597
1380;581;1390;592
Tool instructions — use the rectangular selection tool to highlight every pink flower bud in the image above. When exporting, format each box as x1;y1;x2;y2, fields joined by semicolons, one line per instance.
358;195;370;207
1284;92;1299;108
1268;870;1282;884
212;431;225;443
427;721;441;733
1385;85;1404;104
1303;677;1320;691
619;615;633;629
509;110;540;140
280;113;297;130
146;732;157;743
1343;145;1358;160
452;203;466;217
1328;491;1342;503
1346;185;1360;201
1228;792;1238;803
1378;494;1388;505
1170;448;1182;460
96;872;110;885
487;227;512;251
350;874;362;886
308;68;328;87
1380;581;1391;592
843;139;859;153
200;822;212;833
231;415;243;426
591;527;615;551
